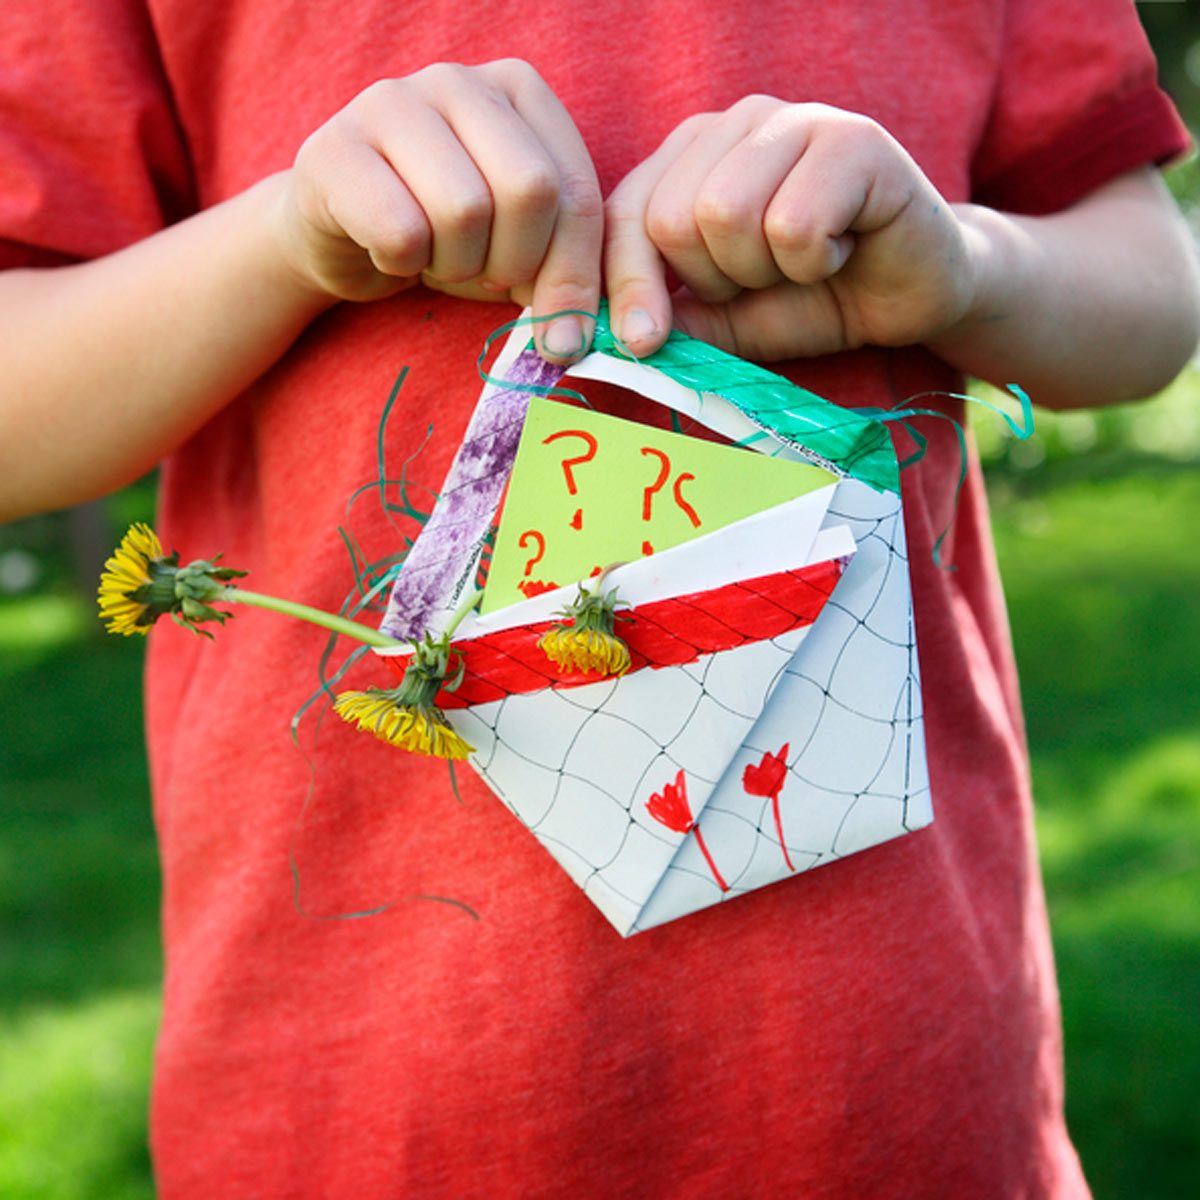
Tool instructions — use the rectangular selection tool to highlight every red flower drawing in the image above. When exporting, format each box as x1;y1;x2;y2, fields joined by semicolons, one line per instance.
742;743;794;872
646;768;693;833
646;769;728;893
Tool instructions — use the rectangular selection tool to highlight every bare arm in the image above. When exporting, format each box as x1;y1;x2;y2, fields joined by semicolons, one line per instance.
0;176;329;522
0;60;602;524
931;169;1200;409
604;98;1200;410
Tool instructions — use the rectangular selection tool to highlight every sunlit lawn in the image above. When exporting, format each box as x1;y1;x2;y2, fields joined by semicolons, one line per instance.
994;468;1200;1196
1;427;1198;1196
0;603;159;1198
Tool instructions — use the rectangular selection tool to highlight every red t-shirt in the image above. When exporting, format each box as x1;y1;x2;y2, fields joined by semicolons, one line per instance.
1;2;1187;1196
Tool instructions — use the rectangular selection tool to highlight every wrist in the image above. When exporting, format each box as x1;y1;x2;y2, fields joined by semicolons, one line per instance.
925;204;1026;367
252;172;344;313
266;169;418;306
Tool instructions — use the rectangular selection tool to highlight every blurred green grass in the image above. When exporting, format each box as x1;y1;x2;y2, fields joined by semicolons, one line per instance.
992;468;1200;1196
2;386;1199;1195
0;481;159;1199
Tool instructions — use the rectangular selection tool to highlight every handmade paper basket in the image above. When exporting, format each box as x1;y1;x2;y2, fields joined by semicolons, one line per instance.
374;310;932;935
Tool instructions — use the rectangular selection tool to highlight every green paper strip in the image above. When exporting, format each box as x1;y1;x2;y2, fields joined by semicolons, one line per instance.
587;304;900;495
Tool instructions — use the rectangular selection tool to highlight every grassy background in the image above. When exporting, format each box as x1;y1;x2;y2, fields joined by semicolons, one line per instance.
1;375;1198;1196
0;487;160;1200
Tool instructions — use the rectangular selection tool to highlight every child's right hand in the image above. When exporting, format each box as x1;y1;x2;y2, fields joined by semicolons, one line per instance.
274;60;602;362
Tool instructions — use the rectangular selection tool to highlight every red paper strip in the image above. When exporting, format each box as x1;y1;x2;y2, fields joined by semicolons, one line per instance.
382;558;844;707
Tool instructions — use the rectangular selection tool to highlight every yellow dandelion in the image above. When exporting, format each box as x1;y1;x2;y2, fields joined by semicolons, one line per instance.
538;579;631;677
97;523;168;636
334;629;475;759
538;625;631;676
97;524;251;638
334;688;474;759
98;527;416;648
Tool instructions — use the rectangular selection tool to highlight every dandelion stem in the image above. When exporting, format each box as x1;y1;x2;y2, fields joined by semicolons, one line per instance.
218;587;405;649
443;589;485;639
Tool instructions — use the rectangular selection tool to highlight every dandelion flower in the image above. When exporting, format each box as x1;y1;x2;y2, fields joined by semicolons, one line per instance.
97;523;246;638
538;581;630;677
97;523;166;636
335;631;474;760
334;688;473;759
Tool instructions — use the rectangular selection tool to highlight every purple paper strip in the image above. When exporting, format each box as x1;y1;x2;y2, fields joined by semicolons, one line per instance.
379;348;567;642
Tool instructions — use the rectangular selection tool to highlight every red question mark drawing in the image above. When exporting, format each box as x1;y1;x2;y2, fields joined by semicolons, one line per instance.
518;529;546;578
543;429;598;530
673;472;701;528
640;447;671;521
640;448;702;528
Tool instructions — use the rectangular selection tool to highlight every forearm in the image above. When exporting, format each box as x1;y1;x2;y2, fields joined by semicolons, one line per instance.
0;172;335;522
931;169;1200;410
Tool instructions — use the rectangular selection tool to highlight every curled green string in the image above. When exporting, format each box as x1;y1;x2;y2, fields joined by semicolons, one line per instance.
284;366;480;923
474;309;597;408
858;384;1034;568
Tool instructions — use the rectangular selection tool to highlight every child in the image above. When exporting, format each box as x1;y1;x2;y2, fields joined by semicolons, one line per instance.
2;1;1195;1195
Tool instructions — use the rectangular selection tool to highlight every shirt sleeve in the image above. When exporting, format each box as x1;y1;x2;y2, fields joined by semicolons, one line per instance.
971;0;1190;215
0;0;195;269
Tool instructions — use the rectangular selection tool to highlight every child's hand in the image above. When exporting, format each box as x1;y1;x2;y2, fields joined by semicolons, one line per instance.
605;97;976;361
275;60;602;362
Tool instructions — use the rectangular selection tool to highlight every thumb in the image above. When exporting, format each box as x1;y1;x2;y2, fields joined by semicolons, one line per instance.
673;282;853;362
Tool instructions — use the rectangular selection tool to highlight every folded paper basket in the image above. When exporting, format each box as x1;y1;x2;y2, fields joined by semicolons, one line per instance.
376;311;931;935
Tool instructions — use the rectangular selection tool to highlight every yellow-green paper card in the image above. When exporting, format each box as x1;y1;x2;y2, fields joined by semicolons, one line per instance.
482;397;835;614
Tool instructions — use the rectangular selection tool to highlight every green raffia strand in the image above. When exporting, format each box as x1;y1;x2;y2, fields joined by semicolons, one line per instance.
858;383;1034;569
448;760;465;805
287;372;424;918
330;372;434;605
285;372;484;923
288;562;399;806
338;529;391;610
475;309;595;409
586;302;901;494
290;366;436;737
377;368;408;531
487;302;895;491
384;425;439;525
287;642;389;921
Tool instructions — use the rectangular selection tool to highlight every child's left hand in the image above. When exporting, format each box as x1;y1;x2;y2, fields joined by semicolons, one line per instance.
604;96;977;361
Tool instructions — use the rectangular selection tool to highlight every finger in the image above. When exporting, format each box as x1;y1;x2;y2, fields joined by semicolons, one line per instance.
690;104;821;289
641;117;752;305
764;112;907;284
371;94;495;284
436;70;561;293
496;61;603;362
674;281;853;361
297;132;432;279
604;172;672;357
604;119;706;357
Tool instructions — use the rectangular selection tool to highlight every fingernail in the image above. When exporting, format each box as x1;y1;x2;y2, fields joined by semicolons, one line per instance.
828;234;855;274
620;308;658;348
542;316;585;361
